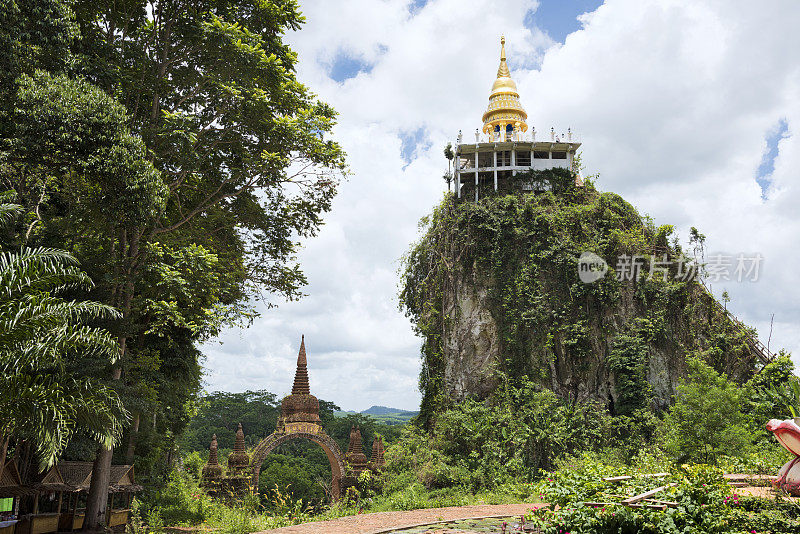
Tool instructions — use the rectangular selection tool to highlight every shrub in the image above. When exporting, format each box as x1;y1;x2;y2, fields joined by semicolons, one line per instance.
383;380;611;491
529;461;800;534
660;357;751;464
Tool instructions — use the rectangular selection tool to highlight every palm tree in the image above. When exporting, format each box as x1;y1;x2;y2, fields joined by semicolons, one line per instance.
0;197;126;472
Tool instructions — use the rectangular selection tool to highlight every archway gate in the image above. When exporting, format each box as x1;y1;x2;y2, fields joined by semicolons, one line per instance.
250;424;345;500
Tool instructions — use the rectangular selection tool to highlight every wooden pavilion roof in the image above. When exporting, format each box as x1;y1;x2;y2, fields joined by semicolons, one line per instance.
0;460;36;497
55;462;141;493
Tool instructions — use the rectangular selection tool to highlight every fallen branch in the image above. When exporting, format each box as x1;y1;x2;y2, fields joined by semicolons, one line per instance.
603;473;670;482
621;484;678;505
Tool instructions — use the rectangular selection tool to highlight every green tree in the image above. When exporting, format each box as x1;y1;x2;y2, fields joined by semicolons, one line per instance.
443;142;454;191
746;354;799;423
662;357;751;464
181;390;280;453
0;198;125;471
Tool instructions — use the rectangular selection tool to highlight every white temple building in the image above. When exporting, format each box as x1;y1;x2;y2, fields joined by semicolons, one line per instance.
454;37;582;200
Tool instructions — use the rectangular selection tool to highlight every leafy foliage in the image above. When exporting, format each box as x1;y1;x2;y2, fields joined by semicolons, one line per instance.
661;358;751;464
0;195;125;468
1;1;348;517
530;458;800;534
384;380;610;491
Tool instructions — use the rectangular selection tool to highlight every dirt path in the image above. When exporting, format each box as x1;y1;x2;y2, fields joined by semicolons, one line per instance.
257;503;546;534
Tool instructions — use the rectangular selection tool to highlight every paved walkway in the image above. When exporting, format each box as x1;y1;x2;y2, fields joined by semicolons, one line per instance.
257;503;546;534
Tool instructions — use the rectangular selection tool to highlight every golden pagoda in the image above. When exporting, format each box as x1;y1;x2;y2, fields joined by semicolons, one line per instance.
481;36;528;140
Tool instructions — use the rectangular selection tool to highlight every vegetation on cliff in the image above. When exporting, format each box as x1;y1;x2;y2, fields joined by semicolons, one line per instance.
401;168;766;422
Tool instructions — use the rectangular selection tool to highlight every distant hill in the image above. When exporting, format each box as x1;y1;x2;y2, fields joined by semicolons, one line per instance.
362;405;417;416
333;406;419;426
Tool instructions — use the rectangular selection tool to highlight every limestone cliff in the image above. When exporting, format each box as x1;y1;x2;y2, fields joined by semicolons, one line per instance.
401;169;764;421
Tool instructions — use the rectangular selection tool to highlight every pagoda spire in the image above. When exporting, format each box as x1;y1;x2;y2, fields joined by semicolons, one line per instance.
201;434;223;482
369;436;386;470
234;423;246;453
346;426;368;474
291;335;311;395
227;423;250;474
279;336;321;425
209;434;219;465
496;35;510;78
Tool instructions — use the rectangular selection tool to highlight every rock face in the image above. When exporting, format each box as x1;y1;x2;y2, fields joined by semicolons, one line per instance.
443;271;500;400
400;170;761;417
442;264;690;410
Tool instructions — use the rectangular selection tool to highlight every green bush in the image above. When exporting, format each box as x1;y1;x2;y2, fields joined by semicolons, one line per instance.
384;380;610;491
660;358;751;464
529;460;800;534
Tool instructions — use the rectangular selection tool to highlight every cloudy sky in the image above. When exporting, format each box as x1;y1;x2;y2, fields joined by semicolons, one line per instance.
202;0;800;411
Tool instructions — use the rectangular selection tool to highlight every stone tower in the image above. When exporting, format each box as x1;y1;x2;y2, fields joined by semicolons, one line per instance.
346;425;369;475
227;423;250;475
201;434;223;487
369;436;385;471
278;335;322;433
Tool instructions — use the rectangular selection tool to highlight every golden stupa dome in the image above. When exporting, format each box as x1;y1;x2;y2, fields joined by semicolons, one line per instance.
482;36;528;135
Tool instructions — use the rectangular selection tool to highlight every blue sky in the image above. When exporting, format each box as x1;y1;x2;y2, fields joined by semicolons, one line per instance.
525;0;604;42
757;118;789;198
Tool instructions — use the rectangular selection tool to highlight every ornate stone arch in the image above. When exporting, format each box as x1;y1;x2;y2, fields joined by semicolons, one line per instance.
250;430;345;500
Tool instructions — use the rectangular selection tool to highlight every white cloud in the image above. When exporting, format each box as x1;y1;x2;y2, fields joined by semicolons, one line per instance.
202;0;800;411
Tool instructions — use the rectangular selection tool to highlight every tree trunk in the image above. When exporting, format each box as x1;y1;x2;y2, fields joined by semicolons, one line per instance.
0;433;8;482
125;413;139;465
19;441;31;484
84;229;139;530
82;446;113;530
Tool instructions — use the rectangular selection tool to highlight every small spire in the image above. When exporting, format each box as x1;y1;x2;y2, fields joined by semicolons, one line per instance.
202;433;223;482
228;423;250;473
234;423;245;453
291;335;311;395
377;437;386;467
352;427;364;455
208;434;219;465
346;425;368;474
497;35;510;78
347;425;365;456
370;436;386;469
